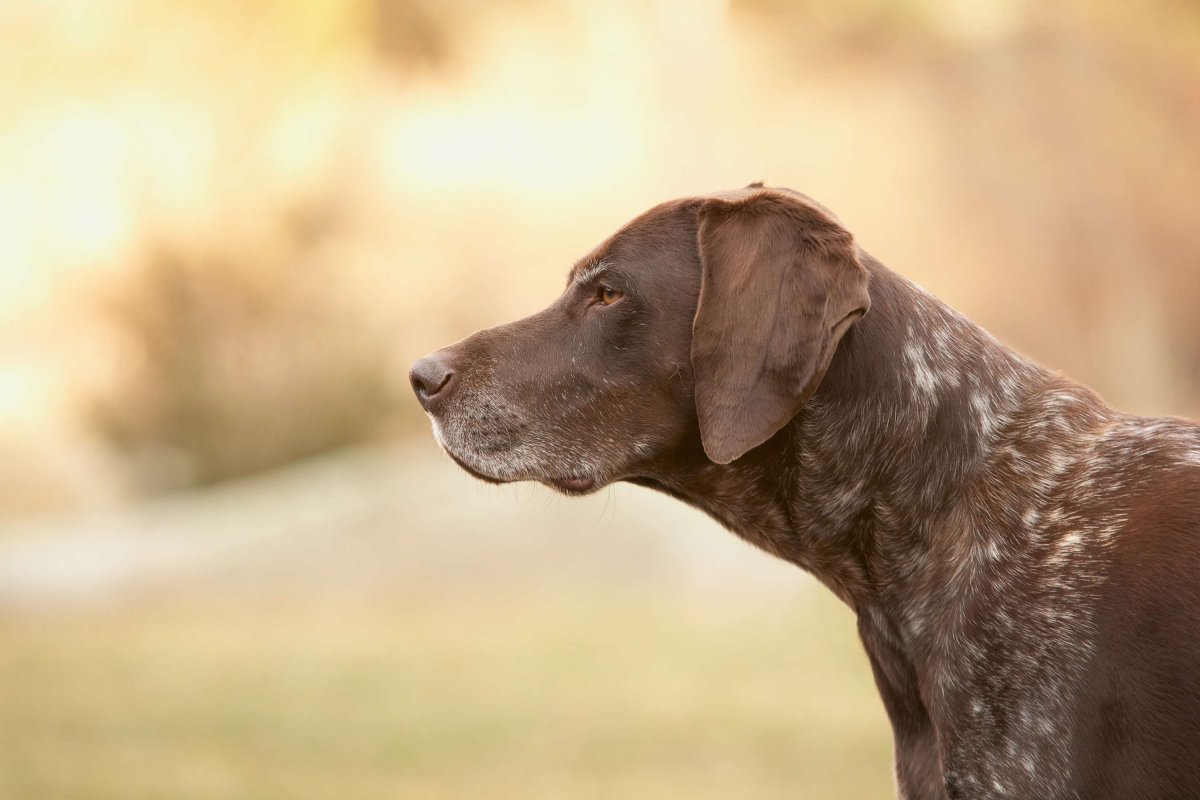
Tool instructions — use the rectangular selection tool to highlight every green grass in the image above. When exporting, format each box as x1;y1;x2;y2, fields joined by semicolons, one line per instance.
0;591;894;799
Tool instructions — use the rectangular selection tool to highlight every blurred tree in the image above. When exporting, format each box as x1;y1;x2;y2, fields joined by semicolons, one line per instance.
90;204;399;493
373;0;454;71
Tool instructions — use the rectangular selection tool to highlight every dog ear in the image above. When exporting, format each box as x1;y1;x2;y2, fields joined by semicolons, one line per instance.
691;190;870;464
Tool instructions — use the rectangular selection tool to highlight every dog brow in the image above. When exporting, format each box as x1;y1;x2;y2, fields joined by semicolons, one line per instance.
572;260;611;287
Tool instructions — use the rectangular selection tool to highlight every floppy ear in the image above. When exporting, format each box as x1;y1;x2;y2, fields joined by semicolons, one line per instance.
691;190;870;464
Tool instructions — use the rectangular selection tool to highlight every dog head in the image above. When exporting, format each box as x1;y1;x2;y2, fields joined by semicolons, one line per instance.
410;185;870;494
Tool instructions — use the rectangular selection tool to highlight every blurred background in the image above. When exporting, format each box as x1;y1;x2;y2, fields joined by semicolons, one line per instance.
2;0;1198;797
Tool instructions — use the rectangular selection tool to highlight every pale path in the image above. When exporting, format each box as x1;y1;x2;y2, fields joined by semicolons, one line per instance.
0;441;810;610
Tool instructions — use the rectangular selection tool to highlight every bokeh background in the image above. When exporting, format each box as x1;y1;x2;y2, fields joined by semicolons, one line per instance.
2;1;1199;797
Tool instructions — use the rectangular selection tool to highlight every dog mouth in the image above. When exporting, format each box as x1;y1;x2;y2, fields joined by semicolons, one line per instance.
441;442;600;495
431;414;604;495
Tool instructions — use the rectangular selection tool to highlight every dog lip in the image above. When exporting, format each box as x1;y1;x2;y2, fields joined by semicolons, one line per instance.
443;449;507;485
439;441;598;493
550;476;596;493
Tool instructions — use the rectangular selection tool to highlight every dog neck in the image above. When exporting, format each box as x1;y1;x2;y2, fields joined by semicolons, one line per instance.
645;254;1114;691
657;258;1031;574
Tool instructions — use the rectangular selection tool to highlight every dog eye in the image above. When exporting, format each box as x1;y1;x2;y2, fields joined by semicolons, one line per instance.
597;286;624;306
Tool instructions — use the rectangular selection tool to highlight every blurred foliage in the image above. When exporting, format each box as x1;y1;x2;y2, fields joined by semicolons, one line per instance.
372;0;456;70
90;209;398;493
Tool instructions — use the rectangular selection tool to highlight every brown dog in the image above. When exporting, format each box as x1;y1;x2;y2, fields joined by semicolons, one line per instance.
410;185;1200;799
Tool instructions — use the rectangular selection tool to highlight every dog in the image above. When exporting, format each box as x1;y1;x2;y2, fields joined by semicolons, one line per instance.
409;185;1200;799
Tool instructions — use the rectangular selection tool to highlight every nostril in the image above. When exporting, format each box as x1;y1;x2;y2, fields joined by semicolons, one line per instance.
409;355;455;409
426;371;452;396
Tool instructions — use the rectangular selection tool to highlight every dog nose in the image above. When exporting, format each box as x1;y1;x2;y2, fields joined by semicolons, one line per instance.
409;355;455;411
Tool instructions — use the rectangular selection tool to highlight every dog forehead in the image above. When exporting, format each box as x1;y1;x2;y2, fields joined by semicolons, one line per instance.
567;183;826;283
569;197;700;281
